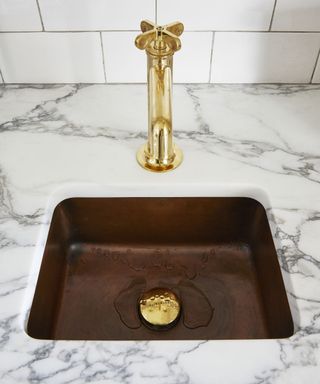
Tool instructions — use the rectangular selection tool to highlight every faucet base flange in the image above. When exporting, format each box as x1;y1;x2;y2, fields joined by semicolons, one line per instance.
136;143;183;173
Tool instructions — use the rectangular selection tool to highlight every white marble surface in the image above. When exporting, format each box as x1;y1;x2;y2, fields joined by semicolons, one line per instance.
0;83;320;383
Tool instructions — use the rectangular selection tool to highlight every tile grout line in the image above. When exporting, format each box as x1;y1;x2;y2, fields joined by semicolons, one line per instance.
155;0;158;25
35;0;45;31
0;30;141;34
0;30;320;34
269;0;278;31
310;47;320;83
0;68;5;84
208;32;215;83
100;32;107;83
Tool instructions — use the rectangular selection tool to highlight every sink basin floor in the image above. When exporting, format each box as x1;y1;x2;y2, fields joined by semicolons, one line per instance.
53;243;267;339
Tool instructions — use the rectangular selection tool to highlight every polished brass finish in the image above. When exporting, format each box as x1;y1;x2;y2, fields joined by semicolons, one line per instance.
139;288;181;329
135;20;184;172
27;197;294;341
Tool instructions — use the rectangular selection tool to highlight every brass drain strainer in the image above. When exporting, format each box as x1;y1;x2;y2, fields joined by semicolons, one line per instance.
138;288;181;330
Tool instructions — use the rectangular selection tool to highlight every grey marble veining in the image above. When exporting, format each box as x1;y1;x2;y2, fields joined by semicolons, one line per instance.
0;84;320;383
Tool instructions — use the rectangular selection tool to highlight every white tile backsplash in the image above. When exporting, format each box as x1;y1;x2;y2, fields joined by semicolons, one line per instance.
211;32;320;83
38;0;154;31
174;32;213;83
0;0;319;83
0;33;105;83
272;0;320;32
102;32;145;83
0;0;42;31
102;31;212;83
157;0;275;31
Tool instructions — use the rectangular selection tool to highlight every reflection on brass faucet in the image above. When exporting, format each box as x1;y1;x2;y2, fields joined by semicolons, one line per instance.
135;20;184;172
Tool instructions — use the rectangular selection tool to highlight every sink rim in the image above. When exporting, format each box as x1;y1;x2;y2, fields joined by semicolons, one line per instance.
23;184;296;341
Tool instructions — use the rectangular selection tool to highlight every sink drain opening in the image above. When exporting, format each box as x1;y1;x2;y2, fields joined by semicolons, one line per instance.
138;288;181;330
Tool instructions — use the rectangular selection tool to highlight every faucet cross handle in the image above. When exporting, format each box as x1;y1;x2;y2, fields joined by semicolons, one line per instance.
135;20;184;53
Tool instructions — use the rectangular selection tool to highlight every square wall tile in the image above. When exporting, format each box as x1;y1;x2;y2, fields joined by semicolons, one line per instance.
102;32;146;83
272;0;320;31
211;32;320;83
0;33;105;83
0;0;42;31
174;32;212;83
157;0;274;31
102;31;212;83
312;56;320;83
38;0;154;31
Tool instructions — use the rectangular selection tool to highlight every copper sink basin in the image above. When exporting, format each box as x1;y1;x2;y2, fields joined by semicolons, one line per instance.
27;197;293;340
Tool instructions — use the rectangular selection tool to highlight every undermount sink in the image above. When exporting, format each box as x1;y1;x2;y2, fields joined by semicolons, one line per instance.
27;197;293;340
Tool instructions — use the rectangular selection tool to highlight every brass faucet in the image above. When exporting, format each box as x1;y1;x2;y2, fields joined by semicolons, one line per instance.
135;20;184;172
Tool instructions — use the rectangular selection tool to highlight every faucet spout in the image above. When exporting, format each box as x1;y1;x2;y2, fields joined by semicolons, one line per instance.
135;20;184;172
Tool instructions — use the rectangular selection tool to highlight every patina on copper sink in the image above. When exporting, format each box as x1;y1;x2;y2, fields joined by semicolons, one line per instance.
27;197;293;340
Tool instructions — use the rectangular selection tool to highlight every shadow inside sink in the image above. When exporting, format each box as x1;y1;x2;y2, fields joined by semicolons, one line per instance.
27;197;293;340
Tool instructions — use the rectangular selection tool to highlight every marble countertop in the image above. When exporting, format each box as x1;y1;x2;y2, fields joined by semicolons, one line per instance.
0;83;320;383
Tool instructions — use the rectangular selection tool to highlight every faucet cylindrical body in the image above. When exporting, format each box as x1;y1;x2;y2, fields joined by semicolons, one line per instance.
147;53;174;168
